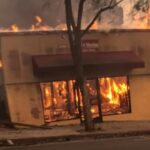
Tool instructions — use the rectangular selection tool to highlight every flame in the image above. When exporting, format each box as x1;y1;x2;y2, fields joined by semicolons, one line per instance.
0;15;100;33
35;16;42;25
91;108;96;113
0;60;2;68
43;86;51;108
53;98;57;105
90;21;99;30
133;8;150;29
11;24;19;32
100;77;128;106
1;8;150;33
41;77;129;122
31;25;35;31
45;88;50;97
0;16;55;32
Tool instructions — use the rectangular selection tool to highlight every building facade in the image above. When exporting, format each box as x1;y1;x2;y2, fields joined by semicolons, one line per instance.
0;30;149;126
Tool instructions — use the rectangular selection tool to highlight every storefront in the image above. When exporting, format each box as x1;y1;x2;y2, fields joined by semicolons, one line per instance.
32;51;144;123
0;30;149;126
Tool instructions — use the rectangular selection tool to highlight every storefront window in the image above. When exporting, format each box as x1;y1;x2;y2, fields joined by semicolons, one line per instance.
41;76;130;123
41;81;78;123
99;76;130;115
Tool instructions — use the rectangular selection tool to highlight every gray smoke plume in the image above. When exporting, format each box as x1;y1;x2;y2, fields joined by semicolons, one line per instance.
0;0;139;29
0;0;66;28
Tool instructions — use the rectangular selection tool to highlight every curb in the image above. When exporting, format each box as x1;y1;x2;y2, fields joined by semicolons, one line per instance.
1;130;150;147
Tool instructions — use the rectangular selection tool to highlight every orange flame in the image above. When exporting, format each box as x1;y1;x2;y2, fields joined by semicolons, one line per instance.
0;15;100;33
133;9;150;29
91;108;96;113
45;88;50;97
100;77;128;106
43;86;51;108
0;60;2;68
91;21;99;30
35;16;42;24
1;9;150;33
11;24;19;32
41;77;129;122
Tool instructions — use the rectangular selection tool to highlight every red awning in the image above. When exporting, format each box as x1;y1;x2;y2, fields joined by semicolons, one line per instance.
32;51;144;81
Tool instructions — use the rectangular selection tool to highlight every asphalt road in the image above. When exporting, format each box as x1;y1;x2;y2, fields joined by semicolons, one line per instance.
1;136;150;150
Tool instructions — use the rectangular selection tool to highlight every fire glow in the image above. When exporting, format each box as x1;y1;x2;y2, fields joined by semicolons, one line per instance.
0;15;100;32
0;16;67;32
99;77;129;115
41;77;130;123
0;16;95;33
133;9;150;29
0;11;150;33
100;77;128;106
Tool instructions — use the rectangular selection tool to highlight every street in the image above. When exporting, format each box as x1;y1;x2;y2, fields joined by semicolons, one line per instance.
1;136;150;150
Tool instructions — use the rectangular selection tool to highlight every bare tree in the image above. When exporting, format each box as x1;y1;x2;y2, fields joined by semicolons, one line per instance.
64;0;123;131
131;0;150;26
133;0;149;12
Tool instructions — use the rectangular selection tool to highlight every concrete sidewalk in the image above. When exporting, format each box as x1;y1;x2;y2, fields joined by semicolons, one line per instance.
0;121;150;146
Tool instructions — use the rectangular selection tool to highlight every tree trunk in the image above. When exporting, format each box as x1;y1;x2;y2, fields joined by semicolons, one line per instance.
64;0;124;131
74;32;94;131
79;78;94;131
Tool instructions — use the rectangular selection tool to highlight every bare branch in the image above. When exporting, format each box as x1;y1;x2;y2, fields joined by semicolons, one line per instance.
77;0;86;31
68;0;76;30
65;0;76;31
81;0;123;37
109;0;114;6
64;0;74;53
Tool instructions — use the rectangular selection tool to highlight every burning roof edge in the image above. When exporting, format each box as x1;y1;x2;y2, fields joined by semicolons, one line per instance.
0;29;150;36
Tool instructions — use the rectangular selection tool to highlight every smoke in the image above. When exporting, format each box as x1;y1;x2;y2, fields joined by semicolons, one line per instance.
0;0;140;29
0;0;66;28
119;0;136;28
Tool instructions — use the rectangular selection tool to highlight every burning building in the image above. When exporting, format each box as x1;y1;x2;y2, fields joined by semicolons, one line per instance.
0;28;149;126
0;0;149;126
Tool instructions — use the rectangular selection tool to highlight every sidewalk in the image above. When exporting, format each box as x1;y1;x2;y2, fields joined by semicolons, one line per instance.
0;120;150;146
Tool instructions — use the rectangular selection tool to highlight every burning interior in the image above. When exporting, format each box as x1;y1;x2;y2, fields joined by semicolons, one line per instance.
0;0;148;126
40;76;130;123
0;30;147;126
31;50;144;124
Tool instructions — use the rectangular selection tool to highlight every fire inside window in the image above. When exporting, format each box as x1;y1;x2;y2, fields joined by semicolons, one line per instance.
40;76;131;123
